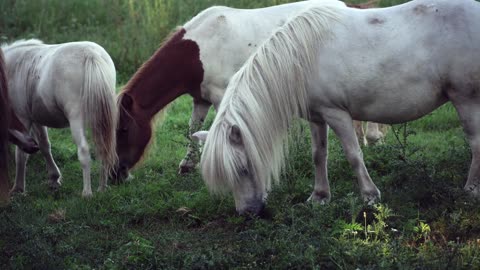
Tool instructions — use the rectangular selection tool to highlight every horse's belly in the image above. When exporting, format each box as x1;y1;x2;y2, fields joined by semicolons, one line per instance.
31;98;69;128
349;92;449;124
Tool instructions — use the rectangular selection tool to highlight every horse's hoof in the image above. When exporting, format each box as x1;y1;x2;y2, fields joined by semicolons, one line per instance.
10;186;25;195
48;181;62;191
237;201;267;217
464;184;480;198
82;191;93;198
178;159;196;174
97;185;109;192
361;188;381;205
307;190;331;205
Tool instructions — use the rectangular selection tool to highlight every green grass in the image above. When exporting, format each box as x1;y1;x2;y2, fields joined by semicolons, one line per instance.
2;0;480;269
2;99;480;269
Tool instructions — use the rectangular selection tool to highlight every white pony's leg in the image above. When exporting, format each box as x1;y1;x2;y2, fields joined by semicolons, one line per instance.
10;146;29;194
178;99;211;174
31;124;62;190
11;120;32;194
324;110;381;204
353;120;367;146
450;101;480;197
69;119;92;198
307;121;331;204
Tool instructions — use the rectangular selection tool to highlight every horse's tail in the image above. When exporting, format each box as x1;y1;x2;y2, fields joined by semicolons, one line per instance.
82;48;118;176
0;51;11;203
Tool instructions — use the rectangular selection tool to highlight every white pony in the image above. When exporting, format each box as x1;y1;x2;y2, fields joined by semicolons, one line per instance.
2;39;117;197
194;0;480;214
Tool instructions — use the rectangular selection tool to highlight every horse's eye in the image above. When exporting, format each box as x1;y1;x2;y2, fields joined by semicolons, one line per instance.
119;127;128;133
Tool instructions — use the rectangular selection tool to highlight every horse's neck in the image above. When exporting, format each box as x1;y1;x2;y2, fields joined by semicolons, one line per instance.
124;28;204;119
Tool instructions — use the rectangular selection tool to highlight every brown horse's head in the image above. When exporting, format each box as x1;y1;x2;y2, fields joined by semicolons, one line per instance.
112;93;152;183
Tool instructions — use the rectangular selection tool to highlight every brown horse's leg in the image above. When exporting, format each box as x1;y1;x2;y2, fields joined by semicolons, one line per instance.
0;162;9;204
353;120;367;146
179;98;211;174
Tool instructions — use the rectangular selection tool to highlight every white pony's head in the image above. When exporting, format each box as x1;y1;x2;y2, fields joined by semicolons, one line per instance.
193;116;269;215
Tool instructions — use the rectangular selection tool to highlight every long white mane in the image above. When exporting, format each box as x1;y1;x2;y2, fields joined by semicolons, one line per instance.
201;3;343;194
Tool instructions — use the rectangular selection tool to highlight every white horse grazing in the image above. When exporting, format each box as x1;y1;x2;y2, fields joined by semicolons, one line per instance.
2;39;117;197
194;0;480;214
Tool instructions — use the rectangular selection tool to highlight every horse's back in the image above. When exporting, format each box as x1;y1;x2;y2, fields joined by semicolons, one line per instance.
183;0;345;92
308;0;480;123
184;0;345;50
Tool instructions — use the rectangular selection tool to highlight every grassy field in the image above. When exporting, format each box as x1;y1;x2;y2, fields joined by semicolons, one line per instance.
2;0;480;269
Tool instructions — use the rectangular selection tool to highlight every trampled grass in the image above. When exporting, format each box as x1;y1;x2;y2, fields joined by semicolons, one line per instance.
1;0;480;269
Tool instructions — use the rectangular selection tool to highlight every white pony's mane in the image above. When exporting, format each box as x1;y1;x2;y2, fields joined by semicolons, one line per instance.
201;3;343;194
1;39;44;52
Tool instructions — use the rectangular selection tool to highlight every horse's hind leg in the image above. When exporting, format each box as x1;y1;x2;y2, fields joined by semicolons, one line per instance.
178;98;211;174
307;121;331;204
451;100;480;197
10;146;29;194
31;124;62;190
69;119;92;197
324;109;381;203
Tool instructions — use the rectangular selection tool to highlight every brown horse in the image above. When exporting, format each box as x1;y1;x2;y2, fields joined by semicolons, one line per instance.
0;50;10;203
113;1;379;182
0;50;39;204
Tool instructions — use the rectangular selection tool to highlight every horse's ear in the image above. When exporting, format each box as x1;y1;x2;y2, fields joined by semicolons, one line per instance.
121;93;134;111
229;125;243;145
192;131;208;143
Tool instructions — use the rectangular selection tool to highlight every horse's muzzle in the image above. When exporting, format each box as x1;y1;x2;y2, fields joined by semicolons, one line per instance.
8;129;39;154
110;163;129;185
237;201;267;217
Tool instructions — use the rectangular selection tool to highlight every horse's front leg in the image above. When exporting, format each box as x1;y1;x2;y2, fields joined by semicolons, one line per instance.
11;120;32;194
450;100;480;197
178;98;211;174
31;124;62;190
69;118;92;198
324;109;381;204
307;121;331;204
